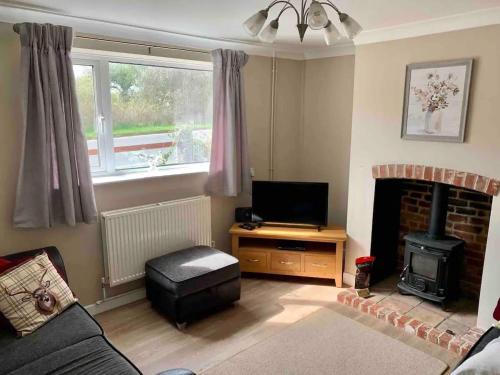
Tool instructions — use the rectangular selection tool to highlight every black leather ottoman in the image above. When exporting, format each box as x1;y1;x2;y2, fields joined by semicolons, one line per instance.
145;246;240;328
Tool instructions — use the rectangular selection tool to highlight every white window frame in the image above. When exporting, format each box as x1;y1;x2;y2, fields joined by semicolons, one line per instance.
73;58;108;174
72;51;213;178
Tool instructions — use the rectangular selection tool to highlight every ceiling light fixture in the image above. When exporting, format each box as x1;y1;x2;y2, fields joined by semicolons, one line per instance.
243;0;362;44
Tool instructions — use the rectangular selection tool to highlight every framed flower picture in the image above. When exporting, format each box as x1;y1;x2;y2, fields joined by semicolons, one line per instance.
401;59;473;143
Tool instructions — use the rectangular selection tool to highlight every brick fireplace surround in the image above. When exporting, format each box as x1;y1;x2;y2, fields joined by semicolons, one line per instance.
339;164;500;356
372;164;499;196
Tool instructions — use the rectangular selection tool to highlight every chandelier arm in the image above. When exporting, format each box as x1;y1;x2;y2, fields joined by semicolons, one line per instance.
319;1;341;15
267;0;301;23
267;0;285;8
301;0;307;20
277;5;294;19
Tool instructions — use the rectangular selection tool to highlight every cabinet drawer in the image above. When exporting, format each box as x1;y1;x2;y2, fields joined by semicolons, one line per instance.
271;253;301;272
239;250;268;272
304;255;335;277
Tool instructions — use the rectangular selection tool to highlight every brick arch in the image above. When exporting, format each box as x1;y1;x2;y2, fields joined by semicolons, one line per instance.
372;164;499;196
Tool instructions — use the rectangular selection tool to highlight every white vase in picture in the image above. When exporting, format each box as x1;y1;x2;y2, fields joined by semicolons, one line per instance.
424;110;443;134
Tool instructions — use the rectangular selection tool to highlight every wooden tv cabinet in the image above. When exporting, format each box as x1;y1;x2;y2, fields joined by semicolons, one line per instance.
229;223;347;287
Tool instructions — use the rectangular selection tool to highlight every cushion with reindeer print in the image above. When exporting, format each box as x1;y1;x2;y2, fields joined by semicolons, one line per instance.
0;252;76;336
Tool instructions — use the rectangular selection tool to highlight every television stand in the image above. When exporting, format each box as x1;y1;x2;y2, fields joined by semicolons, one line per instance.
229;223;347;287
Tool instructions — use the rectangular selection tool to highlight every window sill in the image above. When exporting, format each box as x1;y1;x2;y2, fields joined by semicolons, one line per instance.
92;163;209;185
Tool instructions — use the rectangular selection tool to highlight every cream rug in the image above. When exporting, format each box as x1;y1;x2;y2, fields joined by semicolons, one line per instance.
202;308;448;375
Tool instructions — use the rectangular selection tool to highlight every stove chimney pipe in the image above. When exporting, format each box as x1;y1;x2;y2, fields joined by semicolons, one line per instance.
428;183;449;239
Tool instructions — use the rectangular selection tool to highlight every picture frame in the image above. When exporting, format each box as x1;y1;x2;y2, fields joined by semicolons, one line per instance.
401;58;473;143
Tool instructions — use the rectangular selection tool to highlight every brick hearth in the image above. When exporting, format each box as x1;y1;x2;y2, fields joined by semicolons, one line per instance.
337;289;484;356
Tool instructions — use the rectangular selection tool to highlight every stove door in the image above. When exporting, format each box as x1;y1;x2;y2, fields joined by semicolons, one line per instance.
411;252;439;280
404;243;446;295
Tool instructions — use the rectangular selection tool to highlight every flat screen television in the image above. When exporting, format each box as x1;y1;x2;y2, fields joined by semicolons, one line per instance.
252;181;328;227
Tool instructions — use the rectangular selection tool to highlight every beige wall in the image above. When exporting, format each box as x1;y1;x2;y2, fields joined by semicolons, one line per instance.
238;56;307;209
244;54;355;225
273;58;304;181
301;56;354;226
0;22;305;305
244;56;273;182
243;57;305;184
346;25;500;328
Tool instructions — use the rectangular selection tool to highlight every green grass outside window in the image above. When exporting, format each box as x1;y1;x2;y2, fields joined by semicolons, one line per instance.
84;123;212;139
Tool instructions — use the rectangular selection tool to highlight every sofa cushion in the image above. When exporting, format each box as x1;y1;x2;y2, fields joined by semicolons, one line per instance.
2;247;68;284
0;256;38;275
145;246;240;298
0;250;68;331
8;336;140;375
0;252;77;336
452;336;500;375
0;303;102;374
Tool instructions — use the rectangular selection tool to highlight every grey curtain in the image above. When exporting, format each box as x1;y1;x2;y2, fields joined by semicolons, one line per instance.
206;49;250;197
13;23;97;228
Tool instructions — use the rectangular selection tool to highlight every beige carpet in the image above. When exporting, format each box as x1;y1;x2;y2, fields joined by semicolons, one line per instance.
202;308;448;375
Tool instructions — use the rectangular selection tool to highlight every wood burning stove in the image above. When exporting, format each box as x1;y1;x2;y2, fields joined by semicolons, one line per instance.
398;183;464;307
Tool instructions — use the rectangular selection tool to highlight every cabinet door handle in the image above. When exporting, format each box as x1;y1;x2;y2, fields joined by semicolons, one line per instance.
279;261;294;265
312;263;328;268
247;258;260;263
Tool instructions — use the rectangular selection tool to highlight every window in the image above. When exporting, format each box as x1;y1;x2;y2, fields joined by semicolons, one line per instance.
73;62;104;171
73;55;212;177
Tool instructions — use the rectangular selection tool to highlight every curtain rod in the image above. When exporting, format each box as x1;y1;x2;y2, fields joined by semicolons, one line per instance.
74;35;210;55
11;24;210;55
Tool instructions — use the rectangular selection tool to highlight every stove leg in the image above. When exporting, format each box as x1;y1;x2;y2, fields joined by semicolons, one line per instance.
397;283;412;296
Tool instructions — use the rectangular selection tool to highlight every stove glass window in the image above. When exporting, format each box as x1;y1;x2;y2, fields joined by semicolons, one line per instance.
411;252;438;280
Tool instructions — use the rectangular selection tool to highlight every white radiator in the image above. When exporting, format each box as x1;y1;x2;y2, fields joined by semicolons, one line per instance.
101;196;211;287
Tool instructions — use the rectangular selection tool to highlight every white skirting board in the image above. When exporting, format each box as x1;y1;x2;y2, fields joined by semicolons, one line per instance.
85;288;146;316
343;272;355;287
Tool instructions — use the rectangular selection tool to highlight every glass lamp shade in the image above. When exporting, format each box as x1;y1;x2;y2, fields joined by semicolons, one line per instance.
307;1;329;30
243;10;268;36
339;13;362;39
259;19;279;43
323;20;342;45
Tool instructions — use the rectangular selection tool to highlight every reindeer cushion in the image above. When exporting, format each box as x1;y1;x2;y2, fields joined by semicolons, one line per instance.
0;252;77;336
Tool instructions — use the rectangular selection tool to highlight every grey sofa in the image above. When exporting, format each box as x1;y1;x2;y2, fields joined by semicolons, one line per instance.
454;326;500;369
0;246;142;375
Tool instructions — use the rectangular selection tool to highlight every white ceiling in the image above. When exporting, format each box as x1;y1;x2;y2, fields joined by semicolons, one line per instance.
2;0;500;57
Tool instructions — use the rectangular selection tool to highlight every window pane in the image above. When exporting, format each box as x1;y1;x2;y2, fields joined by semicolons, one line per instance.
109;62;212;171
73;64;101;170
